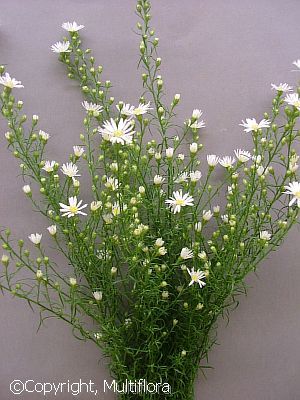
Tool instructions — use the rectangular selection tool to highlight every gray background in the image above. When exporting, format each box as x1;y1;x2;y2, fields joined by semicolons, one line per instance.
1;0;300;399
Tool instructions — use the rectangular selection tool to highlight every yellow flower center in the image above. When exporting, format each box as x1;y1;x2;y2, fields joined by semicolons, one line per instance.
191;273;198;281
69;205;78;214
114;129;124;137
175;199;185;205
134;108;142;115
295;191;300;199
294;101;300;108
252;123;259;131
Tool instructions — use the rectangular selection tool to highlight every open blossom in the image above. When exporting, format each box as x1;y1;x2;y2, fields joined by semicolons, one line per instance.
51;41;71;53
69;277;77;286
93;291;102;301
47;225;57;236
284;93;300;110
59;196;87;218
180;247;193;260
105;177;119;191
271;83;293;92
190;170;202;182
284;181;300;207
289;154;299;172
202;210;213;221
234;149;251;163
82;101;103;113
158;246;167;256
61;162;80;178
73;146;84;157
165;190;194;214
219;156;235;168
62;21;85;32
154;175;165;185
0;72;24;89
187;268;206;288
240;118;270;133
42;160;56;173
90;201;102;211
292;60;300;70
187;119;205;129
39;130;50;141
155;238;164;247
192;109;203;119
207;154;219;167
99;118;135;145
28;233;42;245
260;230;272;241
175;172;189;184
117;101;152;117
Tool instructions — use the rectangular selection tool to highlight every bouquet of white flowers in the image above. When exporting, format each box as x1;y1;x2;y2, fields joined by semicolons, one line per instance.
1;1;299;399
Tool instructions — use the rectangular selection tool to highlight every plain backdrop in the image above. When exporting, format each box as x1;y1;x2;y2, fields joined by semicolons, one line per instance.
1;1;300;399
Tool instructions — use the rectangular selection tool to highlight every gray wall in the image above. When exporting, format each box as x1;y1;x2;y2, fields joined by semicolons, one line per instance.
0;1;300;399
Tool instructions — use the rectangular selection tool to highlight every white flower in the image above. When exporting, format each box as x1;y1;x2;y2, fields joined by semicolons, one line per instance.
155;238;164;247
166;147;174;158
219;156;236;168
47;225;57;236
155;152;161;160
252;154;262;165
36;270;43;280
257;165;265;176
105;177;119;191
154;175;165;185
112;202;125;216
213;205;220;213
62;21;84;32
207;154;219;167
90;201;102;211
32;115;39;122
51;41;71;53
69;277;77;286
221;214;229;223
61;162;80;178
187;268;206;288
158;246;167;256
0;72;23;89
188;119;205;129
271;83;293;92
284;93;300;110
93;291;102;301
59;196;87;218
103;213;113;224
28;233;42;245
292;60;300;70
202;210;213;221
99;118;135;145
138;186;145;194
117;101;152;117
42;160;56;173
289;154;299;172
259;230;272;241
178;153;185;161
192;109;203;119
234;149;251;163
82;101;103;113
198;251;207;261
190;143;198;154
165;190;194;214
180;247;193;260
73;146;84;157
284;181;300;207
175;172;189;184
240;118;271;133
190;170;202;182
195;222;202;232
22;185;31;194
39;130;50;141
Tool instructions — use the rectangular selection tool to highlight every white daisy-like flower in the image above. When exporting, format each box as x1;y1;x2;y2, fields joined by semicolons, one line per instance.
175;172;189;184
284;181;300;207
0;72;24;89
289;154;299;172
99;118;135;145
47;225;57;236
158;246;167;256
112;202;126;217
61;162;80;178
221;214;229;223
207;154;219;167
59;196;87;218
155;238;164;247
51;41;71;53
180;247;193;260
187;119;205;129
271;83;293;92
234;149;251;163
165;190;194;214
202;210;213;221
39;130;50;141
93;291;102;301
187;268;206;288
284;93;300;110
105;177;119;191
62;21;85;32
292;60;300;70
192;109;203;119
90;201;102;211
42;160;56;173
190;170;202;182
240;118;271;133
219;156;236;168
154;175;165;185
259;230;272;241
117;101;152;117
82;101;103;113
73;146;84;157
28;233;42;245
